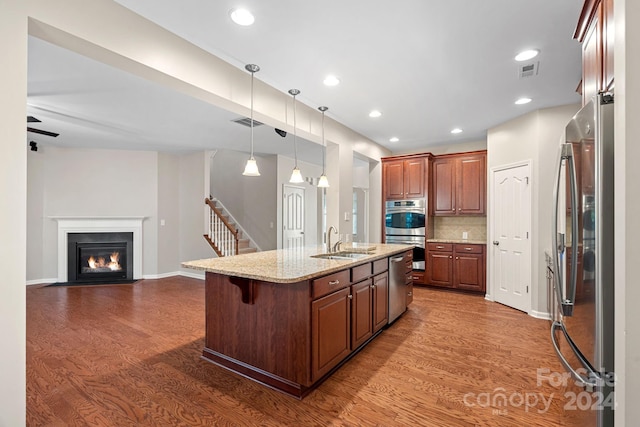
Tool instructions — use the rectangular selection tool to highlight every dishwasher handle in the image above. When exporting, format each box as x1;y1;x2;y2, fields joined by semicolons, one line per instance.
390;256;404;263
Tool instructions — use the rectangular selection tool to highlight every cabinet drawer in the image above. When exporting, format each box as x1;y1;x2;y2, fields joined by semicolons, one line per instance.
312;270;350;299
411;271;425;284
372;258;388;275
405;271;413;285
351;262;372;283
454;244;483;254
428;243;453;252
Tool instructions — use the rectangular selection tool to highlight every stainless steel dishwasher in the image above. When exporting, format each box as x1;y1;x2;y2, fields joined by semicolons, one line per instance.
388;253;408;323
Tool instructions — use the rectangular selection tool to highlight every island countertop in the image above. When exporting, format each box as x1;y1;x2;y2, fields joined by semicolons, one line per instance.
182;243;412;283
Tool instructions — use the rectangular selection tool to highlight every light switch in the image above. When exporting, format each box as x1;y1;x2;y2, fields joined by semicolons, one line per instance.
160;219;166;226
462;231;468;239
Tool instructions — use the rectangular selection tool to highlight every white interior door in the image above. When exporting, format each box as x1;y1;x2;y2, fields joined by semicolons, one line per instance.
492;163;531;312
283;185;305;249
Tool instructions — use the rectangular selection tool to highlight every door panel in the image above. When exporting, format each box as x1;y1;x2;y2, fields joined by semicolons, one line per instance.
492;164;531;312
283;185;305;249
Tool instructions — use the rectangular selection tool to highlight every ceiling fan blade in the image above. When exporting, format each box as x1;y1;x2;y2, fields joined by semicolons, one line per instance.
27;116;41;123
27;127;59;137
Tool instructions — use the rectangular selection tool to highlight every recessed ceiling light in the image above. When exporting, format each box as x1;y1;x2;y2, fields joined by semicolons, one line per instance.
369;110;382;118
451;128;463;134
515;97;532;105
389;137;399;143
323;75;340;86
230;8;255;26
515;49;539;62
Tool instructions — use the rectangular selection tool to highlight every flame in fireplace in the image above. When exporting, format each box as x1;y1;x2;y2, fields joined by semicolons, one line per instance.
87;252;122;271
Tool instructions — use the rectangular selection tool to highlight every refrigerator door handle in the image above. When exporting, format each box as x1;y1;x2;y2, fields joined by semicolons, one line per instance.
552;143;578;317
551;321;599;388
565;143;580;314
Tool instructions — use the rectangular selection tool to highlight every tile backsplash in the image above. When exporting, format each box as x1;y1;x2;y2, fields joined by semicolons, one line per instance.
433;216;487;241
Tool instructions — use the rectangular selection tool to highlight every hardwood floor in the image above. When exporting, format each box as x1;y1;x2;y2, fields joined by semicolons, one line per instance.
27;278;592;426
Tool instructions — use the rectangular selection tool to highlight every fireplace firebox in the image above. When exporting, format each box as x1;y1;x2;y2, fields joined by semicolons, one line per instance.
67;232;134;284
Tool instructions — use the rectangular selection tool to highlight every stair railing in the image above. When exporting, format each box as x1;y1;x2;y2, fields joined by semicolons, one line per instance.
204;198;238;257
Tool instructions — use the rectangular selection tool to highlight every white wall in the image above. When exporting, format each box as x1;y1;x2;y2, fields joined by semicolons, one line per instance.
178;151;213;276
276;155;322;248
615;0;640;423
0;1;27;424
157;152;180;274
25;147;210;282
210;149;278;250
26;146;159;281
487;104;580;314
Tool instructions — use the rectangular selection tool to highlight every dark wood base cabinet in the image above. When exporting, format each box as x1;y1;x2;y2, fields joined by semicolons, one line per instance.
426;243;486;293
202;251;410;398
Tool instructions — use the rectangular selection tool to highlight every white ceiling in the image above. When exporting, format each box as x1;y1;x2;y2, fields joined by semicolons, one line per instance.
27;0;584;160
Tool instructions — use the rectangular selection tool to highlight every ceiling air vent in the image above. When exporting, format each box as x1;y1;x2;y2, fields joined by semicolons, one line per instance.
232;117;264;128
518;62;539;78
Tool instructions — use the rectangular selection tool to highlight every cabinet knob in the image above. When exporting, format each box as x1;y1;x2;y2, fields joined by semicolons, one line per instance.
465;247;472;251
413;276;419;280
456;256;459;260
452;209;455;211
407;292;413;296
458;208;461;211
329;280;340;286
493;241;500;246
449;256;452;259
370;285;375;289
348;294;353;300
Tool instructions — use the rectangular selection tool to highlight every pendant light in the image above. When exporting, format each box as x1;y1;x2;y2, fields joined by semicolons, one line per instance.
288;89;304;183
317;106;330;188
243;64;261;176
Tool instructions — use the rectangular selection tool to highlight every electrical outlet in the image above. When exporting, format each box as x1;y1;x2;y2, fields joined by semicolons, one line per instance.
160;219;166;226
462;231;468;240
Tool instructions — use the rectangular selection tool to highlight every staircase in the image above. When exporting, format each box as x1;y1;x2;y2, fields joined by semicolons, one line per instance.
203;197;257;257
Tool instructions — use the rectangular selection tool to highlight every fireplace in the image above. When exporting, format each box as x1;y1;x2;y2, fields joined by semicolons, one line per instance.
68;232;133;284
52;216;144;283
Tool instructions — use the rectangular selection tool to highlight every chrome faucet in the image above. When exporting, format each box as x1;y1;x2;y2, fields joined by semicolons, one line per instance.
327;226;339;253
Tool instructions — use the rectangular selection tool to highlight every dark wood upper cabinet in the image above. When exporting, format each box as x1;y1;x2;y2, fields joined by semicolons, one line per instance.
382;156;429;200
457;154;486;215
432;158;456;215
432;151;486;216
574;0;614;105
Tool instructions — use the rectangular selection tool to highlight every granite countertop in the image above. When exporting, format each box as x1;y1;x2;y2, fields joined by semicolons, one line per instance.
182;243;412;284
427;238;487;245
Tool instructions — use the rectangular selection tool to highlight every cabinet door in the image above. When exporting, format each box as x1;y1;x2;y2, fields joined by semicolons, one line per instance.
403;158;425;199
406;282;414;306
454;253;485;292
311;287;351;381
457;154;486;215
383;160;405;200
351;280;373;349
426;251;453;287
582;7;601;105
602;0;614;91
372;272;389;332
432;158;456;215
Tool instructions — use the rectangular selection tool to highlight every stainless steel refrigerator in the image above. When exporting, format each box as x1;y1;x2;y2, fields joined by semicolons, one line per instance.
551;93;614;426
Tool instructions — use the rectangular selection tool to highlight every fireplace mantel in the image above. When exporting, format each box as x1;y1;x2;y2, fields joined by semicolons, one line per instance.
51;216;145;282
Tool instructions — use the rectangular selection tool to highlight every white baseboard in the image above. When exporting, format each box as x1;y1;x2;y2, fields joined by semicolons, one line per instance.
179;270;205;280
26;278;57;286
142;271;181;280
529;310;552;320
142;270;205;281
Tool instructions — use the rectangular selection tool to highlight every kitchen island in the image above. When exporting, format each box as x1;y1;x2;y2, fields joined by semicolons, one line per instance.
183;244;413;398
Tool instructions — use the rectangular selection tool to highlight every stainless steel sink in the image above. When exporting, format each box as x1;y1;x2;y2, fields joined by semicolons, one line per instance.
311;252;370;260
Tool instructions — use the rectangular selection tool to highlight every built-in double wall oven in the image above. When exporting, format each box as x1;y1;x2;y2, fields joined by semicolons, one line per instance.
384;199;426;270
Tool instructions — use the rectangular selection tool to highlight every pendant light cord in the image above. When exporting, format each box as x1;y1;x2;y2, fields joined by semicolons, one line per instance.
250;70;255;159
293;93;298;167
321;109;326;174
